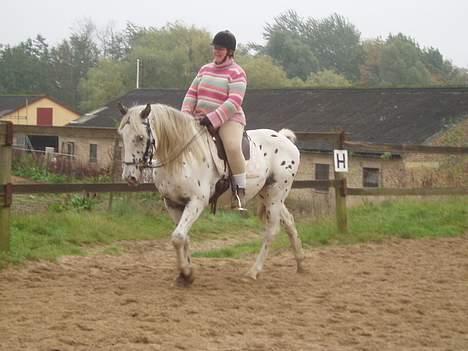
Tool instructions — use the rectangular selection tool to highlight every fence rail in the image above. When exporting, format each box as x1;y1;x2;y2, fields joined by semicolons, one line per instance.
344;140;468;155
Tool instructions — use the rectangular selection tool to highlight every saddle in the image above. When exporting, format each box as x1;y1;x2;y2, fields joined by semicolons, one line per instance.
207;129;251;214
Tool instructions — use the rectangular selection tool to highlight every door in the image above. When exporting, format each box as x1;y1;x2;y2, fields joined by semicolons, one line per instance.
37;108;53;126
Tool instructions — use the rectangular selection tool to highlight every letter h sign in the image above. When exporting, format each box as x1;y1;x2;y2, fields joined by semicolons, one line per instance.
334;150;348;172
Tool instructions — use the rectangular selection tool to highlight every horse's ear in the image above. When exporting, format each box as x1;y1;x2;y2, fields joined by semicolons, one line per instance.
140;104;151;119
117;102;128;115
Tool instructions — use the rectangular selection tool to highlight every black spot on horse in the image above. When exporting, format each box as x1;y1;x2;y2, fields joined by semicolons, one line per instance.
264;153;267;157
291;160;295;164
197;180;201;186
271;134;278;137
281;161;286;166
284;180;288;183
259;145;262;150
274;149;278;154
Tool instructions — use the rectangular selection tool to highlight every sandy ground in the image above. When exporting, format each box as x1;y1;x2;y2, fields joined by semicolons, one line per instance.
1;236;467;351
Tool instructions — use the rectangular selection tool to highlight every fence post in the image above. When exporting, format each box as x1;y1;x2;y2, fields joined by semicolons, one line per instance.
107;136;120;212
334;131;348;234
0;122;13;252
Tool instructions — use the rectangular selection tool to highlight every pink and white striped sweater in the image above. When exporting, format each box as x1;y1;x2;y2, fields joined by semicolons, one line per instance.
181;58;247;129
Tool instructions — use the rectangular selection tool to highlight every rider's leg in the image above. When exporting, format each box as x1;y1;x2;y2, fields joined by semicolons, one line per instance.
218;121;247;209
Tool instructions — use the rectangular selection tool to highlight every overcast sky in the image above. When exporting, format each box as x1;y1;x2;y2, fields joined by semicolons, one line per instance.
2;0;467;68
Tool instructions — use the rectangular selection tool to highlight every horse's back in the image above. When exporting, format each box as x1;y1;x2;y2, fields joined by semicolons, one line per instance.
247;128;300;160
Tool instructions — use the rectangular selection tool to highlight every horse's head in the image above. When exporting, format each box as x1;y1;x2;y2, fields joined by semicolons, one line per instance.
117;103;153;186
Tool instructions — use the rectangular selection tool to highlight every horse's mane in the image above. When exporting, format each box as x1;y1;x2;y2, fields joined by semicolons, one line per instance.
149;104;208;174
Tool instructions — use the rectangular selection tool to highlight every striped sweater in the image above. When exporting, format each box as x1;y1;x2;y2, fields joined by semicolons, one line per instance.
181;58;247;128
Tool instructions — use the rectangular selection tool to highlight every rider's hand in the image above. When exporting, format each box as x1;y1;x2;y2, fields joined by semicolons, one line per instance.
199;116;213;128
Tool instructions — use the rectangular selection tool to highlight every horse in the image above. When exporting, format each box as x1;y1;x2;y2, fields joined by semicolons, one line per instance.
118;103;305;286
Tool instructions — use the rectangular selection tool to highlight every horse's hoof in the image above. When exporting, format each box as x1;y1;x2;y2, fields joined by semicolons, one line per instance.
244;270;258;281
176;272;195;287
296;260;306;273
297;265;306;274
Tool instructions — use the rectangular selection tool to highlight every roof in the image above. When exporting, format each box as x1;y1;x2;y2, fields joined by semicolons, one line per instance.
71;87;468;144
0;95;80;117
0;95;44;117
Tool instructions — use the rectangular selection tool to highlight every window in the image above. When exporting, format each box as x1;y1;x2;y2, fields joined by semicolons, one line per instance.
315;163;330;192
363;167;380;187
89;144;98;162
62;142;75;156
37;108;53;126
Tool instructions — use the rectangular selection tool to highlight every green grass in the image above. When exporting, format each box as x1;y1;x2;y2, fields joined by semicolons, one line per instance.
0;194;262;268
194;197;467;258
0;196;466;267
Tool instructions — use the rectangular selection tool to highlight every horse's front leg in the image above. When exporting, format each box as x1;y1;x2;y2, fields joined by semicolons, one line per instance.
171;198;205;286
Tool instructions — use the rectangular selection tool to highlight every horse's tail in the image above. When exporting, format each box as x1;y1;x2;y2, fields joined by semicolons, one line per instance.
278;128;297;144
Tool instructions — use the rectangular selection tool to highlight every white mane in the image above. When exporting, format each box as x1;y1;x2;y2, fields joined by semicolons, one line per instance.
149;104;208;174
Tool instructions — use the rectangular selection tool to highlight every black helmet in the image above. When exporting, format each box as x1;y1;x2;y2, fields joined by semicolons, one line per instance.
212;30;236;51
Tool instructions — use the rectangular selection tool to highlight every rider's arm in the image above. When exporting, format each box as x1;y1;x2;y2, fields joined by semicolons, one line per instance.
181;75;201;116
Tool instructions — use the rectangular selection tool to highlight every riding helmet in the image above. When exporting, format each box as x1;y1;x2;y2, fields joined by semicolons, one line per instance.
212;30;237;51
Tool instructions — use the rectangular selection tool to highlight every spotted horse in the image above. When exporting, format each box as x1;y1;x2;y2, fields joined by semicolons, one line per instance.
118;103;305;286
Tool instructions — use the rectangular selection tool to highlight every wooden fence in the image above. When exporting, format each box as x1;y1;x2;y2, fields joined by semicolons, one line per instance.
1;122;467;251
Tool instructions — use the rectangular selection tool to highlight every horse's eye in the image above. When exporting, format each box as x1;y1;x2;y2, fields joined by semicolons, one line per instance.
138;135;144;141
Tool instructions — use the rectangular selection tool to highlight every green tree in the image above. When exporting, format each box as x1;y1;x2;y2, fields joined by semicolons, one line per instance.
264;30;318;80
379;34;432;86
305;69;352;87
0;36;51;94
78;59;129;111
236;54;291;88
128;23;211;88
262;11;363;81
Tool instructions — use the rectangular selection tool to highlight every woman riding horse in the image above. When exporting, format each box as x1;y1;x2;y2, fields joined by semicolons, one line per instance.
182;30;248;211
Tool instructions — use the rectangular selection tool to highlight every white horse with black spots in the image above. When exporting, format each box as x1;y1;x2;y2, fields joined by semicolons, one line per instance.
118;103;305;286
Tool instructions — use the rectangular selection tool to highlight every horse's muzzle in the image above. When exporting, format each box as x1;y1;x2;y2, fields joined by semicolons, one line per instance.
127;176;139;187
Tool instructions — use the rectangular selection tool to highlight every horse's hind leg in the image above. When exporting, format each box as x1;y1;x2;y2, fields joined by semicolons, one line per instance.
280;204;305;273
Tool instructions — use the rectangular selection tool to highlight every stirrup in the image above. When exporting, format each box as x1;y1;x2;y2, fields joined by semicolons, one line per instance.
232;187;248;214
233;192;247;213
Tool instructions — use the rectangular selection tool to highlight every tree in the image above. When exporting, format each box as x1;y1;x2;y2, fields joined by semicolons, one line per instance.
0;36;51;94
236;55;291;88
378;34;432;86
128;23;212;88
262;11;363;81
264;30;318;80
305;13;363;81
305;69;352;87
78;59;129;112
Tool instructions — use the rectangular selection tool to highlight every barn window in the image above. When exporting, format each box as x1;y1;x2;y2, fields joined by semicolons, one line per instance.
314;163;330;192
37;108;53;126
62;142;75;156
363;167;380;187
89;144;98;162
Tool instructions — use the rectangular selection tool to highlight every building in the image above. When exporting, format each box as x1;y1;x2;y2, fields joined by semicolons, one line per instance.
0;95;80;151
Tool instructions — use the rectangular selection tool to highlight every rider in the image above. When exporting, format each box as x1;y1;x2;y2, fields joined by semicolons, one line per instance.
182;30;248;211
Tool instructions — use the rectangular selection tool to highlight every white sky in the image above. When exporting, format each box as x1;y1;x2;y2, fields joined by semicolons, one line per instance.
1;0;467;68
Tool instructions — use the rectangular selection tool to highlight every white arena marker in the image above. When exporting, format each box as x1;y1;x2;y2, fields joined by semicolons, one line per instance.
334;150;348;172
